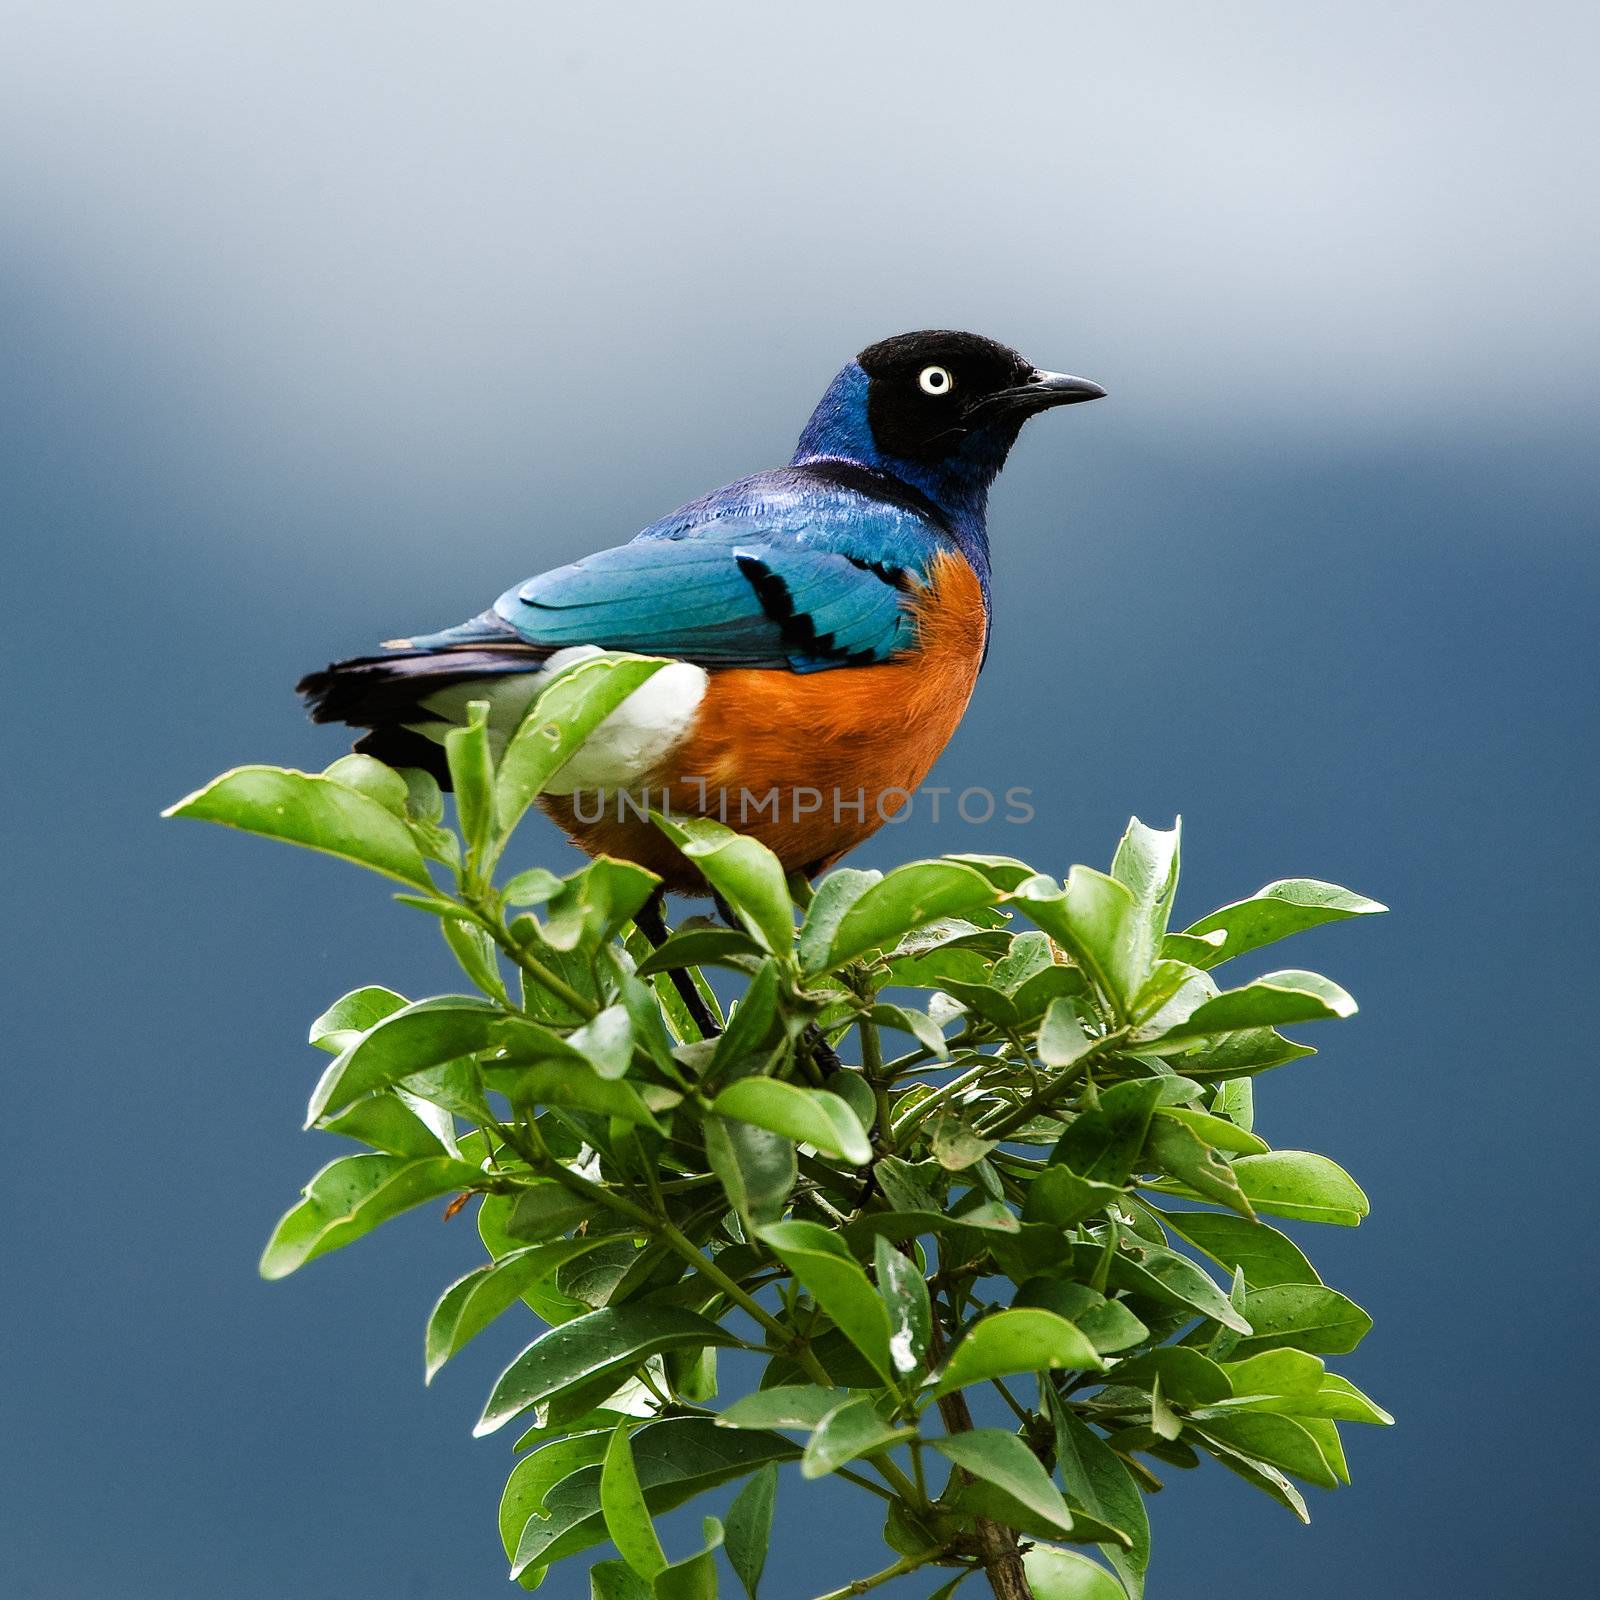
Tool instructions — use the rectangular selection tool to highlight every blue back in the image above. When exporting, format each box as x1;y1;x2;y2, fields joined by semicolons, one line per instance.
426;360;1009;673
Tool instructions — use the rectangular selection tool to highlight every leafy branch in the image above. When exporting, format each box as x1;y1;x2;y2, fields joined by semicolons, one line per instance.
167;652;1391;1600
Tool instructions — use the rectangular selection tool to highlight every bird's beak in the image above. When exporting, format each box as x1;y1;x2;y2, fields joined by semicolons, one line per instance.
1012;370;1107;409
966;369;1107;422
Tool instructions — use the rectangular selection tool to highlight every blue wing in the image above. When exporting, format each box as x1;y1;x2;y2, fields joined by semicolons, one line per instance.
418;467;951;673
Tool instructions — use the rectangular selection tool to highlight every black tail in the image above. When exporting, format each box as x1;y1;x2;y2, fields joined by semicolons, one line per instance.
296;641;549;786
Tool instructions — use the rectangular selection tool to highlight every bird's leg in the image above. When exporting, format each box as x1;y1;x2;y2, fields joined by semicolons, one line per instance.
635;889;722;1040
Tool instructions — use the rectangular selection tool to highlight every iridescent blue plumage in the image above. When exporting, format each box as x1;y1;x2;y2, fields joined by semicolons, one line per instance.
487;469;937;672
408;355;1018;673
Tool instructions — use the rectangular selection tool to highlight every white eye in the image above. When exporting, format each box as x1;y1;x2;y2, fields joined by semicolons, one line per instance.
918;364;954;396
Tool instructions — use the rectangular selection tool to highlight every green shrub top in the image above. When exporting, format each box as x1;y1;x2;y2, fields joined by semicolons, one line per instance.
168;653;1389;1600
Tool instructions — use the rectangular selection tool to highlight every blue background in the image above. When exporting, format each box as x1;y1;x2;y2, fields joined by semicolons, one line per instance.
4;4;1596;1596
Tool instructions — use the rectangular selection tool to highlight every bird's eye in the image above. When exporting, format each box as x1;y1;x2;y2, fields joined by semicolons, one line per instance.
918;365;954;396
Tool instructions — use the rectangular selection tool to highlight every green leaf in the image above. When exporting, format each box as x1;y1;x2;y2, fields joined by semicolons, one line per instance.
1142;1116;1255;1218
1022;1166;1129;1231
652;815;794;956
947;853;1038;891
929;1308;1103;1399
1211;1078;1255;1133
1010;867;1146;1018
496;654;670;834
478;1307;741;1435
1199;1432;1309;1522
1050;1079;1165;1187
1231;1151;1369;1226
1022;1546;1125;1600
724;1465;776;1600
1158;930;1227;966
260;1153;480;1278
1180;879;1386;968
1141;971;1356;1045
1153;1208;1322;1288
928;1114;997;1172
635;926;764;975
1170;1027;1316;1079
874;1233;932;1377
506;1419;794;1581
1049;1395;1150;1598
488;1061;663;1130
1153;1105;1268;1156
541;858;662;953
309;985;408;1053
801;1397;915;1478
1108;1346;1232;1408
711;1080;872;1166
1148;1375;1182;1441
592;1560;654;1600
653;1517;723;1600
1241;1372;1390;1426
441;914;509;1000
500;1431;613;1566
798;867;882;974
602;1423;668;1580
1014;1283;1147;1355
1012;964;1090;1022
933;1430;1075;1536
755;1221;895;1385
1231;1284;1373;1358
504;1182;596;1243
933;978;1020;1027
824;860;1000;967
870;1003;950;1060
704;1116;797;1229
1038;1000;1096;1069
503;866;566;905
1111;815;1181;960
164;764;434;887
446;700;496;864
717;1385;844;1432
426;1240;610;1381
568;1003;638;1078
1218;1349;1325;1400
708;960;782;1081
1193;1412;1339;1489
321;751;410;813
322;1090;453;1157
1107;1240;1253;1333
306;996;503;1124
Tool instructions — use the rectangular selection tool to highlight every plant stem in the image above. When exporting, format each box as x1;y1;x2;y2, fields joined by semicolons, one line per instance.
890;1058;993;1140
976;1031;1129;1140
883;1045;935;1079
929;1294;1034;1600
859;1010;894;1148
466;903;600;1019
870;1453;926;1509
832;1466;901;1505
810;1547;950;1600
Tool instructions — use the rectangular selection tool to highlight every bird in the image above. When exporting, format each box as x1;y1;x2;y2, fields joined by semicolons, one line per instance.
299;331;1103;897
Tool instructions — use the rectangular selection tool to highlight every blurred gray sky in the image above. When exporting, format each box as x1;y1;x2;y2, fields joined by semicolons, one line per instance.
5;1;1596;543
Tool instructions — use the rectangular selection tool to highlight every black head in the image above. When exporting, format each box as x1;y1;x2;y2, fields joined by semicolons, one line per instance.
855;330;1105;464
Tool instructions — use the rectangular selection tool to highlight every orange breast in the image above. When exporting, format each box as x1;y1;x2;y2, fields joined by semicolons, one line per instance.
539;548;987;891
